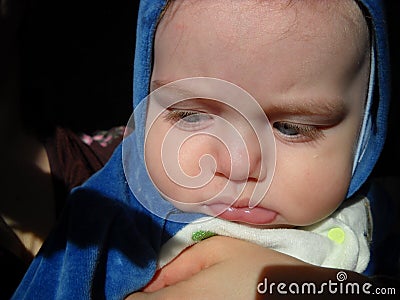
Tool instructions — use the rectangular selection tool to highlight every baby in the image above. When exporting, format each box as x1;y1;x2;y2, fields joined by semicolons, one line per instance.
124;0;372;272
13;0;394;299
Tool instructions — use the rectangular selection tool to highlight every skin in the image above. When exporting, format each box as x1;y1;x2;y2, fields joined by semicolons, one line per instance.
129;0;372;298
145;0;370;228
131;236;307;299
128;236;373;299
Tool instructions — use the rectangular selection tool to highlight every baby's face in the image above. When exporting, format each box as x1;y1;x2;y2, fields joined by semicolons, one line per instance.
145;0;370;227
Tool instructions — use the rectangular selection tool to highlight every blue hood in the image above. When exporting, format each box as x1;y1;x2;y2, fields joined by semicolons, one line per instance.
132;0;391;198
13;1;392;299
348;0;390;196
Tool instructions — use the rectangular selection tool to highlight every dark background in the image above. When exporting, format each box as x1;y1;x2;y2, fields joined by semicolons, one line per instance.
375;0;400;177
17;0;399;176
19;0;139;133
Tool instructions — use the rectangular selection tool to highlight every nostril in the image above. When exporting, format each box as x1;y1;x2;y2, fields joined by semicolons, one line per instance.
198;154;217;176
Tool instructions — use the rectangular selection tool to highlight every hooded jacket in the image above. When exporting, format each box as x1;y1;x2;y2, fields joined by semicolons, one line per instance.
12;0;393;299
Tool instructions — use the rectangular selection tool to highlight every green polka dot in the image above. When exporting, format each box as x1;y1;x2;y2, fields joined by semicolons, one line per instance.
192;230;216;242
328;227;345;244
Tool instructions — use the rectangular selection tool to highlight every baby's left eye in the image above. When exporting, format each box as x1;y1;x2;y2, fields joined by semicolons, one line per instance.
273;121;324;142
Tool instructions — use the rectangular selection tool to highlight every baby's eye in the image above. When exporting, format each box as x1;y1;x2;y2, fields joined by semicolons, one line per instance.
273;121;324;142
164;110;213;131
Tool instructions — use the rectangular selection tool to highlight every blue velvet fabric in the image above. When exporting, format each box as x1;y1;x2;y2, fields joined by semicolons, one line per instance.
13;145;192;299
12;0;393;299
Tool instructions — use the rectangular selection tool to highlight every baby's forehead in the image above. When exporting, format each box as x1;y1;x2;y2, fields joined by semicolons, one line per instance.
285;1;369;45
163;0;369;49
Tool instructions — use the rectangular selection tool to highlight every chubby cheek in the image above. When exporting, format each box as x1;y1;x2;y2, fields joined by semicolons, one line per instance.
269;146;353;226
178;136;211;177
144;126;167;191
145;128;214;203
145;119;177;200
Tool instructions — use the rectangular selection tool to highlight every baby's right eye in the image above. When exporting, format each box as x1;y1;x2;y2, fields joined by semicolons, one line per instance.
164;110;214;131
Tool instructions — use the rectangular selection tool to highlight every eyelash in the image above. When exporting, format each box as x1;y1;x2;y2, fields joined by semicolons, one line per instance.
165;110;199;121
164;110;213;130
273;122;325;142
164;110;325;142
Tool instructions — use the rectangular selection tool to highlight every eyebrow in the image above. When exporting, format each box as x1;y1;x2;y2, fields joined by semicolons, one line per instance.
150;79;174;92
150;79;204;107
151;80;347;120
150;79;199;98
267;98;347;118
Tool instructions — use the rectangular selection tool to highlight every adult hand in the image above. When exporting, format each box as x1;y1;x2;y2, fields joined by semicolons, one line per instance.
126;235;306;299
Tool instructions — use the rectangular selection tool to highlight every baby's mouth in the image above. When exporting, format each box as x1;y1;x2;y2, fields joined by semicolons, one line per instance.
201;199;278;225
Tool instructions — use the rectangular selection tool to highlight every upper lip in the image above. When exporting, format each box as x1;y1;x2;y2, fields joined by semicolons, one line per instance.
230;198;252;208
203;197;253;208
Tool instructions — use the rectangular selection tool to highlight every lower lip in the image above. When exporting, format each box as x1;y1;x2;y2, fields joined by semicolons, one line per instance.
206;205;277;225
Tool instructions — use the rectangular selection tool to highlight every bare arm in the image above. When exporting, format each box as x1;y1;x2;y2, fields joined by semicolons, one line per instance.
126;236;385;299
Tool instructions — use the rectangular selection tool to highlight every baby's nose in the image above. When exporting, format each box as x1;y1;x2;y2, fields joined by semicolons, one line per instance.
214;124;268;182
